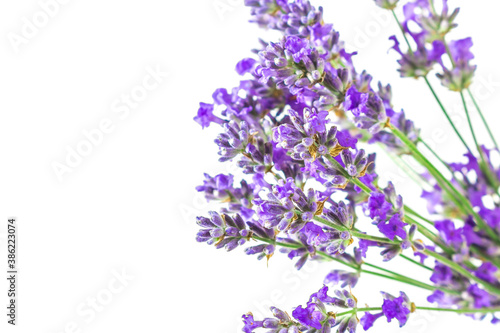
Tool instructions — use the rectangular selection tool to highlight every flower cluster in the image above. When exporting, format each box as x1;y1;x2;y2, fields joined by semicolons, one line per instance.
390;0;476;91
193;0;500;331
242;286;414;333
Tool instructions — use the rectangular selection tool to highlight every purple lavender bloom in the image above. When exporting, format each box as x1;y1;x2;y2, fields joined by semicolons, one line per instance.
421;187;443;214
254;194;295;230
196;212;249;251
273;177;298;200
378;214;407;241
389;34;445;78
449;38;475;63
336;129;358;149
236;58;257;75
402;0;459;42
344;86;368;117
358;239;378;258
324;269;360;288
381;292;411;327
242;313;263;332
302;222;329;246
194;102;225;129
467;284;493;308
292;303;323;329
340;149;369;177
366;192;392;221
475;262;499;285
360;312;384;330
337;314;359;333
430;261;454;285
215;121;254;162
322;201;355;229
437;37;477;91
285;36;312;63
244;0;282;29
427;290;462;307
273;108;338;161
370;110;419;154
434;220;463;249
196;173;234;201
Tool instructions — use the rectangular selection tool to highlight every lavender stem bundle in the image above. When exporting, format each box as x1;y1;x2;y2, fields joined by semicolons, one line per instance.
193;1;500;331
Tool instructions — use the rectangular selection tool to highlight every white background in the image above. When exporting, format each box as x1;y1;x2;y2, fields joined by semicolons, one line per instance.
0;0;499;332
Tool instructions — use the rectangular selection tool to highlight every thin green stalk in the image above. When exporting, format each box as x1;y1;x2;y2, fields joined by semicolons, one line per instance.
460;91;500;189
461;90;482;154
416;306;500;314
404;206;434;226
405;215;461;258
362;263;459;294
405;215;439;242
470;245;500;270
381;145;431;189
424;77;473;155
254;236;360;270
390;125;500;244
361;269;450;294
397;155;432;188
312;214;400;245
338;306;500;317
419;138;465;189
391;9;413;55
400;254;433;272
336;308;381;317
467;88;499;150
254;236;460;295
363;262;421;282
324;154;460;250
423;249;500;296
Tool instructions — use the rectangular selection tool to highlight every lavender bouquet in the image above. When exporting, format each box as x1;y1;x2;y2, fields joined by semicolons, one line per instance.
193;1;500;332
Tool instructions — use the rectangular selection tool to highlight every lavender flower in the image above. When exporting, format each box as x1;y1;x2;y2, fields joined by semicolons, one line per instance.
381;291;412;327
194;1;500;331
194;102;225;128
437;38;477;91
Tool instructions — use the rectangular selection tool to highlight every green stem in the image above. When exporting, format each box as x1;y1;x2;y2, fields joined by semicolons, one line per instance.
416;306;500;314
380;145;431;189
324;154;459;252
419;138;465;189
404;206;434;226
361;269;456;294
391;9;413;55
424;77;473;155
390;125;500;244
362;263;459;294
423;249;500;296
400;254;433;272
460;91;499;189
312;215;400;245
338;306;500;317
470;245;500;270
461;90;481;153
336;308;381;317
252;236;458;294
467;88;499;151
